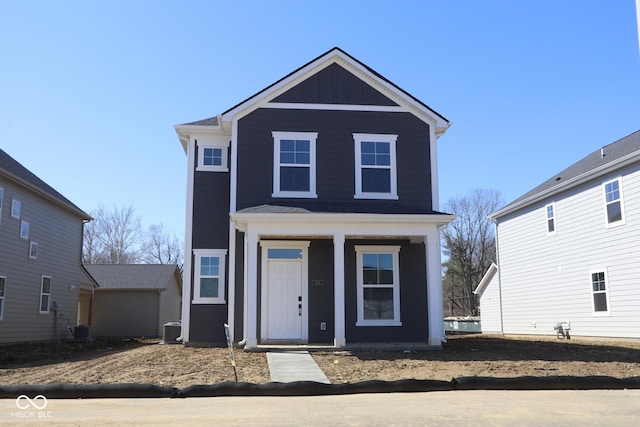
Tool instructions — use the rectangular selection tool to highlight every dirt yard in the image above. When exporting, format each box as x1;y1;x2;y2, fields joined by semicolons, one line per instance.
1;335;639;388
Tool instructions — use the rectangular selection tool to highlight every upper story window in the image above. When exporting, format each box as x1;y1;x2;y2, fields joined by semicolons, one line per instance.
11;199;20;219
603;178;625;226
354;133;398;200
196;139;229;172
355;245;402;327
590;269;610;316
20;221;29;239
272;131;317;198
546;203;556;235
193;249;227;304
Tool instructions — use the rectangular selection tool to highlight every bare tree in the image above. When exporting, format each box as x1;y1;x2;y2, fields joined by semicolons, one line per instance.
82;204;143;264
141;223;184;269
442;188;503;316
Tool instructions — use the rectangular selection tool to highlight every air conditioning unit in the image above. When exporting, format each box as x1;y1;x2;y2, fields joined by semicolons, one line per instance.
163;322;181;344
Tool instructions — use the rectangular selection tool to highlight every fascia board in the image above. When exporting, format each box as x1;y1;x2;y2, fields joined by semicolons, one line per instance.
474;263;498;296
174;123;229;153
491;152;640;221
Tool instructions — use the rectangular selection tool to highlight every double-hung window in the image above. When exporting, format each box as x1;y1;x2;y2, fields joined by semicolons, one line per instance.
193;249;227;304
354;133;398;199
546;203;556;235
272;131;317;198
603;178;625;226
40;276;51;313
590;270;610;315
355;245;401;326
196;139;229;172
0;276;5;320
11;199;20;219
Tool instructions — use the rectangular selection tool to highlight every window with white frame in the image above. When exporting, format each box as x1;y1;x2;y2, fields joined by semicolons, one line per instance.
11;199;20;219
354;133;398;199
40;276;51;313
29;241;38;259
355;245;401;326
196;139;229;172
603;178;624;226
193;249;227;304
590;270;610;315
546;203;556;234
0;276;5;320
272;131;317;198
20;221;29;239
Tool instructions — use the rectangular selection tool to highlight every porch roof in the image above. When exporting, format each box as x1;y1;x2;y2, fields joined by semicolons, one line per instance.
236;202;451;215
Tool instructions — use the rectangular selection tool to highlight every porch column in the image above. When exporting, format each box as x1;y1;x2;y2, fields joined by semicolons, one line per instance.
333;233;346;347
245;229;259;349
425;229;444;346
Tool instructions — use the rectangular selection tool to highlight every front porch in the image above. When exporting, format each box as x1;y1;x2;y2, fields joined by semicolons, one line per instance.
229;208;453;349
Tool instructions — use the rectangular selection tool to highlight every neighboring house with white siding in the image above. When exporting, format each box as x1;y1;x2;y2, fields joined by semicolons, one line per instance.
84;264;182;338
0;149;93;344
486;130;640;339
473;263;501;333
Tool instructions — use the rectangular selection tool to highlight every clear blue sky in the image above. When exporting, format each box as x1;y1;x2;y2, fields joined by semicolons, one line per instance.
1;1;639;238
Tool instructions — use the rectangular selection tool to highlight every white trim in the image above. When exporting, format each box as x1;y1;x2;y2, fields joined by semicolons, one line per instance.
425;230;445;345
260;241;310;342
545;202;557;235
264;102;408;113
230;118;239;213
603;177;625;228
192;249;228;304
353;133;398;200
589;268;611;316
333;233;346;347
429;124;440;210
196;138;229;172
272;131;318;198
39;275;51;314
180;137;197;341
354;245;401;326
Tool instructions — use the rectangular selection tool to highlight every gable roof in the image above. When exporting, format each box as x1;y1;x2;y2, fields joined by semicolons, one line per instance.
176;47;450;149
474;263;498;296
83;264;182;291
492;129;640;219
0;149;91;220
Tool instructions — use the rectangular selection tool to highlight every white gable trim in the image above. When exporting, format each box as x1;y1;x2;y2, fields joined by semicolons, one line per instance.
220;49;449;134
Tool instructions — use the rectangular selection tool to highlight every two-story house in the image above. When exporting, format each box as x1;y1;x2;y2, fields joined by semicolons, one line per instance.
175;48;453;348
483;130;640;339
0;149;93;344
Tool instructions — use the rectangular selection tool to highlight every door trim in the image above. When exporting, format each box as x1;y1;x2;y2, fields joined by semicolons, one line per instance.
260;241;310;343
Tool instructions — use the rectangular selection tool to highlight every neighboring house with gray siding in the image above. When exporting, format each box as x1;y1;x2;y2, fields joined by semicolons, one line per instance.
0;149;93;344
473;263;501;333
175;47;454;348
488;130;640;339
84;264;182;338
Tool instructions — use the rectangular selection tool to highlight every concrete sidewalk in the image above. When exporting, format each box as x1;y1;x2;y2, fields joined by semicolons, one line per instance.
267;351;331;384
2;390;639;426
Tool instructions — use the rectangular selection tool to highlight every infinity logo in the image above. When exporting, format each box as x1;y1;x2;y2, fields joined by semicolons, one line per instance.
16;395;48;410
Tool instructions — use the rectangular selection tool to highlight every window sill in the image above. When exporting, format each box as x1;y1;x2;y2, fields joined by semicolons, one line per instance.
196;166;229;172
354;193;398;200
592;311;611;317
272;192;318;199
192;299;226;305
356;320;402;327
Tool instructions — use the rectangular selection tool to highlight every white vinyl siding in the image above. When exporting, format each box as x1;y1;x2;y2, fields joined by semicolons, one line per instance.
494;163;640;338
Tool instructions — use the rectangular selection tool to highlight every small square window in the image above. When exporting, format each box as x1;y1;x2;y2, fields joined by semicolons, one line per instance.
196;139;229;172
11;199;20;219
20;221;29;239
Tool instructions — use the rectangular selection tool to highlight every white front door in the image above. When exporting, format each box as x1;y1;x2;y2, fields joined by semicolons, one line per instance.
266;260;303;340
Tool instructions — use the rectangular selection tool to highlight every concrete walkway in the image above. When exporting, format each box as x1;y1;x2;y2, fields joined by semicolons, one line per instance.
267;351;331;384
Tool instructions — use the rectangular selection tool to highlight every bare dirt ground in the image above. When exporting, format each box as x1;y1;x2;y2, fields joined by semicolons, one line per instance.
1;334;639;388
